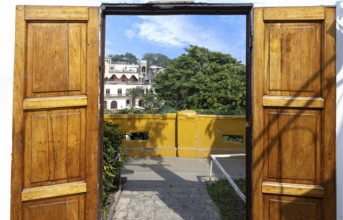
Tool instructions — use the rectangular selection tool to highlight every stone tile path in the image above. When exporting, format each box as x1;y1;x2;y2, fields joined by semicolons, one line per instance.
111;157;245;220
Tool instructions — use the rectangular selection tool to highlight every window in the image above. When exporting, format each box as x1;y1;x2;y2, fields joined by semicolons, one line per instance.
106;89;110;95
111;101;118;109
126;100;130;106
118;89;122;96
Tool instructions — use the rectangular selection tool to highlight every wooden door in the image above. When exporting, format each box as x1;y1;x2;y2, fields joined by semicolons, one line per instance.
11;6;100;220
253;7;336;220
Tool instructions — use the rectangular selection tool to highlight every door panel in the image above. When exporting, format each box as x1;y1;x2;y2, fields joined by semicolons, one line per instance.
12;6;99;220
253;7;336;220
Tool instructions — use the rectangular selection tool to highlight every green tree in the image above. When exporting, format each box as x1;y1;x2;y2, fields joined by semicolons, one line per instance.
142;53;171;68
153;45;246;114
143;92;160;109
108;52;138;64
127;88;143;110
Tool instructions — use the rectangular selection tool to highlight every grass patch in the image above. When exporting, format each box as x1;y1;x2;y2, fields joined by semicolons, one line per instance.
207;179;246;220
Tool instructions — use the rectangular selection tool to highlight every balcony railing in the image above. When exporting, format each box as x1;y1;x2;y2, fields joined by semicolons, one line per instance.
105;93;128;97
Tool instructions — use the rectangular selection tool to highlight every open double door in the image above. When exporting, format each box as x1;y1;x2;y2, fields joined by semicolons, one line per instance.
11;5;335;220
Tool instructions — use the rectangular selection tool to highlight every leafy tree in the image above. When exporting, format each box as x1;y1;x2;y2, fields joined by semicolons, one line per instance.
153;45;246;114
127;88;143;110
143;92;160;109
142;53;171;68
108;52;138;64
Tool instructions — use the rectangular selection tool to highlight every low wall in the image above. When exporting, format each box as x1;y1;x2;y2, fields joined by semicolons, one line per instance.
104;114;177;157
104;110;246;158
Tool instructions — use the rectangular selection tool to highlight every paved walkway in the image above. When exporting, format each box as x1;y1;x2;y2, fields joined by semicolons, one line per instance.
112;157;245;220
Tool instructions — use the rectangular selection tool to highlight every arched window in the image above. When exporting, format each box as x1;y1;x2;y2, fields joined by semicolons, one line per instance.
142;66;146;73
138;100;143;107
111;101;118;109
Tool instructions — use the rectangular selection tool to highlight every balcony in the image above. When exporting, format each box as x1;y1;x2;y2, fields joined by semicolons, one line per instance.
105;93;128;97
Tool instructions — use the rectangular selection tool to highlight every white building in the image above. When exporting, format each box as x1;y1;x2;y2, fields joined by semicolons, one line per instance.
104;58;157;110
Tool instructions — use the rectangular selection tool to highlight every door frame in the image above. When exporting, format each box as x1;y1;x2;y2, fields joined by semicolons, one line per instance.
100;3;253;219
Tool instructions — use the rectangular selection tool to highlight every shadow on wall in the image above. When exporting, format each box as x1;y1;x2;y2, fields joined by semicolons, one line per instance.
105;114;176;157
250;12;336;219
105;112;247;158
336;2;343;219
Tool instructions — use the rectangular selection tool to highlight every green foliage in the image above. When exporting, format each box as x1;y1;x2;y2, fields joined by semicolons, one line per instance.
142;53;171;68
142;93;161;110
127;88;144;110
102;121;125;207
108;52;138;64
104;109;115;115
207;179;246;220
153;46;246;115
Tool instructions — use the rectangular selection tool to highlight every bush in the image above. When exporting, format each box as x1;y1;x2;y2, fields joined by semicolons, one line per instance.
207;179;246;220
102;121;125;207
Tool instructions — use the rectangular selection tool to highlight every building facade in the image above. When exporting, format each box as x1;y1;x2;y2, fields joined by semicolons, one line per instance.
104;58;162;110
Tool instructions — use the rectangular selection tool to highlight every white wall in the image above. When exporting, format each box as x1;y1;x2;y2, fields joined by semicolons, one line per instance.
0;1;341;219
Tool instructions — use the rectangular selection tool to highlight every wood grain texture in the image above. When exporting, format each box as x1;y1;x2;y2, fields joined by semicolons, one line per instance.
23;96;87;110
12;6;99;220
263;7;325;21
252;8;264;220
266;196;320;220
26;23;87;98
85;7;100;220
264;110;321;184
11;6;26;220
21;182;87;201
24;109;86;188
25;6;88;21
253;6;335;220
262;182;324;198
262;96;324;108
323;7;336;220
22;195;84;220
266;22;321;96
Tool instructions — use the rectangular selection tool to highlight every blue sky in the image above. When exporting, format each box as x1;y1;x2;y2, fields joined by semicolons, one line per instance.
105;15;246;63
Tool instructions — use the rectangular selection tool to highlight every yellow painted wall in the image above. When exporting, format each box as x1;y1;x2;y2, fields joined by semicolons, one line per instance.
177;111;246;158
104;114;177;157
104;111;246;158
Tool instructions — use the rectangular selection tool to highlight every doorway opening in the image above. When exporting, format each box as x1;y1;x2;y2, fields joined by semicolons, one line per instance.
100;3;252;219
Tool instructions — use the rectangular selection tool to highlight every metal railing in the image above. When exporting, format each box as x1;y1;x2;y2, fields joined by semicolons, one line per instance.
210;153;246;203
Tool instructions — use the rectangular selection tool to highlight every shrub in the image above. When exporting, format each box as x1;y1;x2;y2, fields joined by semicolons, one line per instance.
102;121;125;207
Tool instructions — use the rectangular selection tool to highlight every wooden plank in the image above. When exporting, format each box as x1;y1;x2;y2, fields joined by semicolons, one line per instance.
67;110;82;178
268;27;282;90
21;181;87;201
50;110;68;180
25;6;89;21
85;7;100;220
31;113;49;183
263;7;325;21
323;7;336;220
262;182;324;198
31;24;69;93
11;6;26;219
23;96;87;110
252;8;264;220
262;96;324;108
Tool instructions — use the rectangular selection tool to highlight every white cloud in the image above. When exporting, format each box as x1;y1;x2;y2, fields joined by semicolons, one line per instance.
126;16;228;52
121;15;246;63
